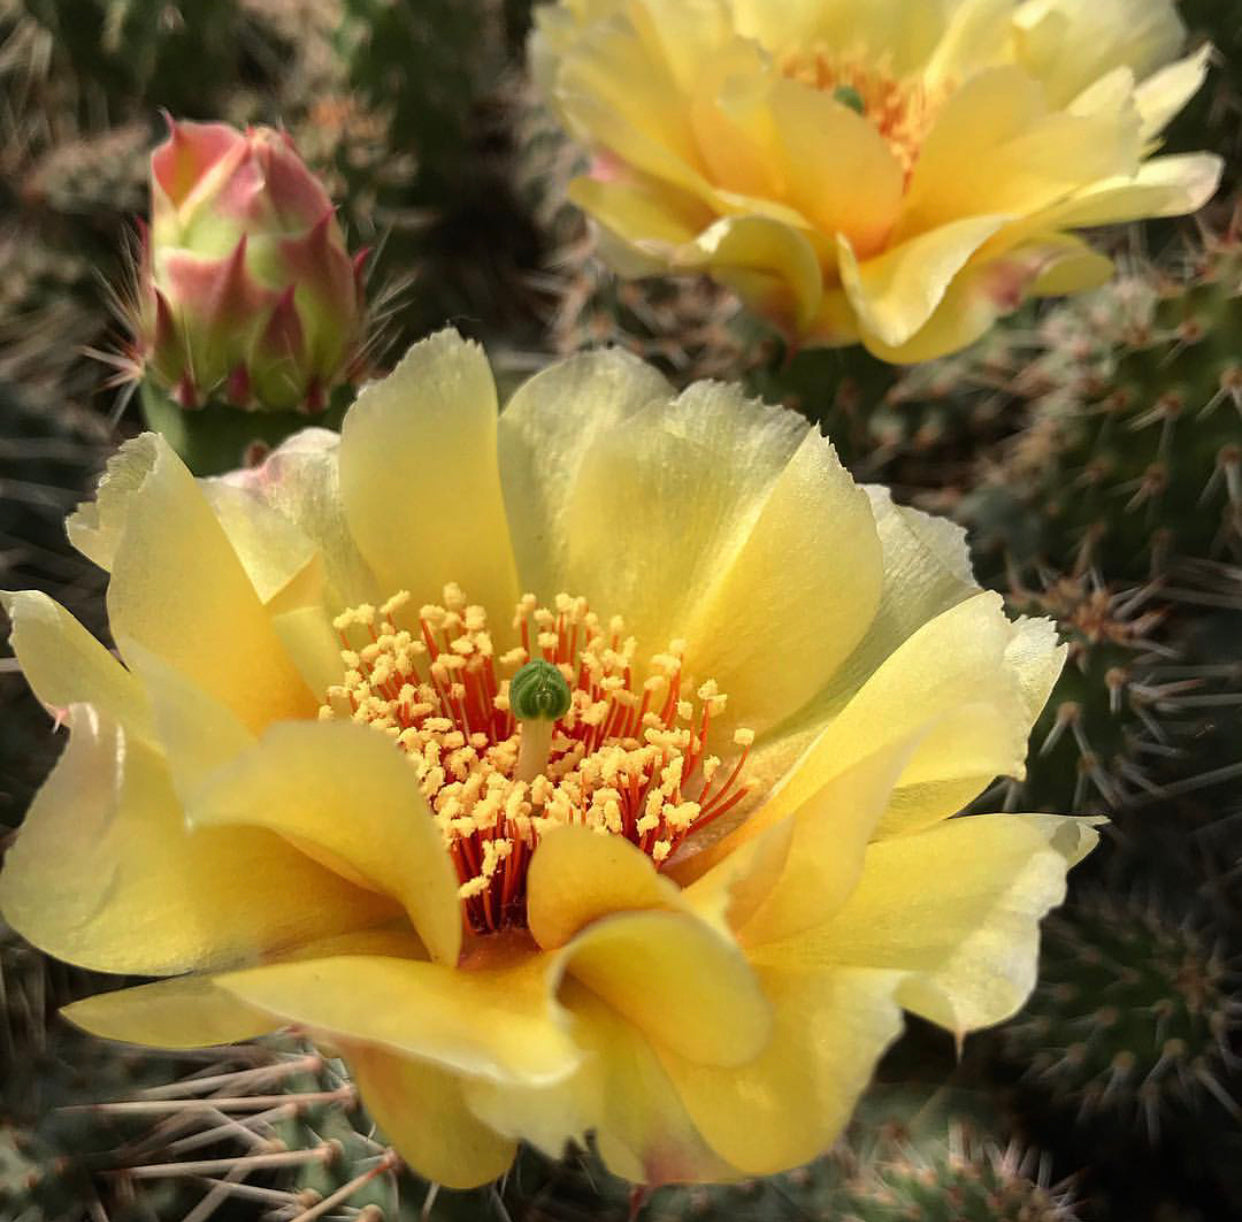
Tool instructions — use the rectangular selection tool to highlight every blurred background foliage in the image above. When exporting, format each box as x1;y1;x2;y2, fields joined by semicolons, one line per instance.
1;1;1241;1220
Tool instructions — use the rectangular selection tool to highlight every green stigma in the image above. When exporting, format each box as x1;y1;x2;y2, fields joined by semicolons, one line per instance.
833;85;866;115
510;659;572;722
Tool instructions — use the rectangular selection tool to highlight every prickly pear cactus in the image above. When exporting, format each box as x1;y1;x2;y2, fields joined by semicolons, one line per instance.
963;235;1242;580
1001;892;1237;1139
474;1089;1076;1222
996;574;1184;815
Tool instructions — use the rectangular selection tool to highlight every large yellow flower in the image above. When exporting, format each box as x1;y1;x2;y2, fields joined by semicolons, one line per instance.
533;0;1223;362
0;332;1095;1187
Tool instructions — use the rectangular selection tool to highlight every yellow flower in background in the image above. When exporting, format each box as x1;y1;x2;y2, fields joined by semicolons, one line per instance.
533;0;1223;362
0;332;1095;1187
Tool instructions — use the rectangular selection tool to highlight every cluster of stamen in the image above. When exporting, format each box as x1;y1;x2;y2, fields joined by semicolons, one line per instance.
320;586;753;936
778;45;953;180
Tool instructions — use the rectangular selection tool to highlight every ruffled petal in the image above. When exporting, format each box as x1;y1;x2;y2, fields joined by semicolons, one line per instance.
761;813;1100;1033
220;427;378;609
1034;153;1224;229
672;490;981;857
656;964;903;1176
215;951;580;1087
744;593;1063;844
2;590;151;739
673;214;823;333
73;435;316;733
123;640;254;801
556;909;772;1067
732;0;950;74
543;382;880;734
900;66;1141;238
627;0;732;94
188;720;463;967
339;330;520;619
723;741;919;947
466;979;736;1184
498;349;673;601
768;79;903;259
567;174;714;277
347;1044;517;1189
526;826;683;950
672;428;882;734
0;707;391;975
200;479;319;606
63;928;426;1049
1135;44;1213;140
838;215;1010;350
923;0;1014;84
63;976;278;1048
553;11;710;196
1012;0;1186;108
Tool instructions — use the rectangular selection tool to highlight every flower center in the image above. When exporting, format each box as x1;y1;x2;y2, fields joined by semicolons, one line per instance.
778;46;952;180
320;585;753;936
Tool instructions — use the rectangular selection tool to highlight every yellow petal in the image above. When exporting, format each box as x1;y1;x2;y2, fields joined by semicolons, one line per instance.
339;330;520;619
554;10;709;196
122;639;253;801
900;66;1141;238
657;964;903;1176
567;174;713;276
224;428;378;609
830;489;979;703
188;721;463;967
627;0;731;94
1025;239;1117;297
268;603;344;696
216;951;580;1086
527;826;682;950
200;479;318;605
1013;0;1186;108
1135;44;1213;141
1036;153;1224;229
0;707;390;974
839;215;1009;350
84;435;315;733
769;78;903;259
557;909;772;1067
545;378;802;648
65;432;157;570
63;927;428;1050
675;428;882;734
2;590;151;739
547;382;879;734
733;0;948;74
464;978;736;1184
752;593;1062;843
923;0;1014;85
499;350;672;601
729;741;920;948
763;813;1099;1033
676;489;981;863
64;976;277;1048
675;214;823;332
688;38;783;199
347;1043;517;1189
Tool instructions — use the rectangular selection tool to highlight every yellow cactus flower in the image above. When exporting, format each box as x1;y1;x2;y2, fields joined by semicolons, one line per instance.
0;332;1095;1187
532;0;1223;362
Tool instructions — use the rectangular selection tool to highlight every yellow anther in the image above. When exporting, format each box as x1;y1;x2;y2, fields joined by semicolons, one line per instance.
321;587;752;936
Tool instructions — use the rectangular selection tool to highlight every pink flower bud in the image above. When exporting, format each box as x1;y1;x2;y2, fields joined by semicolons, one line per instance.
132;116;366;412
